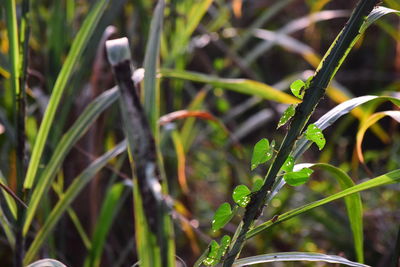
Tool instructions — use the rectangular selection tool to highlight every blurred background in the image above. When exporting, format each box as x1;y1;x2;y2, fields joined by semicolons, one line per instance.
0;0;399;266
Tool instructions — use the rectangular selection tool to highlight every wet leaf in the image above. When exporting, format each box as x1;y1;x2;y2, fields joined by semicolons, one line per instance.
284;168;314;186
232;185;251;207
281;156;295;172
251;138;273;170
277;104;296;129
217;235;231;259
290;79;305;99
305;124;326;150
212;203;234;231
203;240;220;266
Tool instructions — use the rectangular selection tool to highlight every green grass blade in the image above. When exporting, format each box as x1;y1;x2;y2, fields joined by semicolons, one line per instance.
160;69;299;104
0;203;15;248
296;163;364;262
24;0;110;189
0;169;17;219
52;181;92;250
24;141;126;265
247;169;400;239
4;0;20;96
143;0;165;133
233;252;369;267
84;183;126;267
23;88;119;236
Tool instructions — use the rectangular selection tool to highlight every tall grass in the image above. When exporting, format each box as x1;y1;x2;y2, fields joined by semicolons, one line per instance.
0;0;399;266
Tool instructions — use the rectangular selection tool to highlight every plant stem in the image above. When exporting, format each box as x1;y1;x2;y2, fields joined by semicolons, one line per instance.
222;0;379;266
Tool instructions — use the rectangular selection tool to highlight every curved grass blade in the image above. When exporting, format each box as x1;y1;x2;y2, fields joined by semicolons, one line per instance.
171;129;189;193
356;111;400;164
294;163;364;262
160;69;299;104
26;258;66;267
24;141;126;265
247;169;400;239
84;183;127;267
24;0;110;189
23;87;119;236
233;252;370;267
247;10;350;68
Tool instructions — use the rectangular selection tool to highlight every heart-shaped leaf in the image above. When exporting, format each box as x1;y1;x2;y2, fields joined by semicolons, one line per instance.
284;168;314;186
277;104;296;129
305;124;326;150
290;79;305;99
251;138;273;170
212;203;234;231
232;185;251;207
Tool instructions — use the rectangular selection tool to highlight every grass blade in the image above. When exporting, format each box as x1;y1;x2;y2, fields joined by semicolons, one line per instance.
24;0;110;189
160;69;299;104
4;0;20;97
26;258;66;267
0;169;17;219
294;163;364;262
356;111;400;164
233;252;370;267
24;141;126;265
143;0;165;133
23;88;119;236
247;169;400;239
0;204;15;248
84;183;127;267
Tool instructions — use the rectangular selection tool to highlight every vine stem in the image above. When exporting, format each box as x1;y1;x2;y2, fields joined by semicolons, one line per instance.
222;0;379;266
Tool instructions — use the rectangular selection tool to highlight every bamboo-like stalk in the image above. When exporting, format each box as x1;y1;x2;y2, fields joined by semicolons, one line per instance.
223;0;379;266
107;38;170;266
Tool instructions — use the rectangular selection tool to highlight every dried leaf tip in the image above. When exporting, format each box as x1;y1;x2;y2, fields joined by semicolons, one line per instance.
106;37;131;66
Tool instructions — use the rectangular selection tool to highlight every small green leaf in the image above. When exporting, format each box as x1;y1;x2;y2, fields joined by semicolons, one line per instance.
252;176;263;192
284;168;314;186
290;79;305;99
216;235;231;259
251;138;273;170
305;124;326;150
203;240;220;266
232;185;251;207
281;156;295;172
277;104;296;129
212;203;234;231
